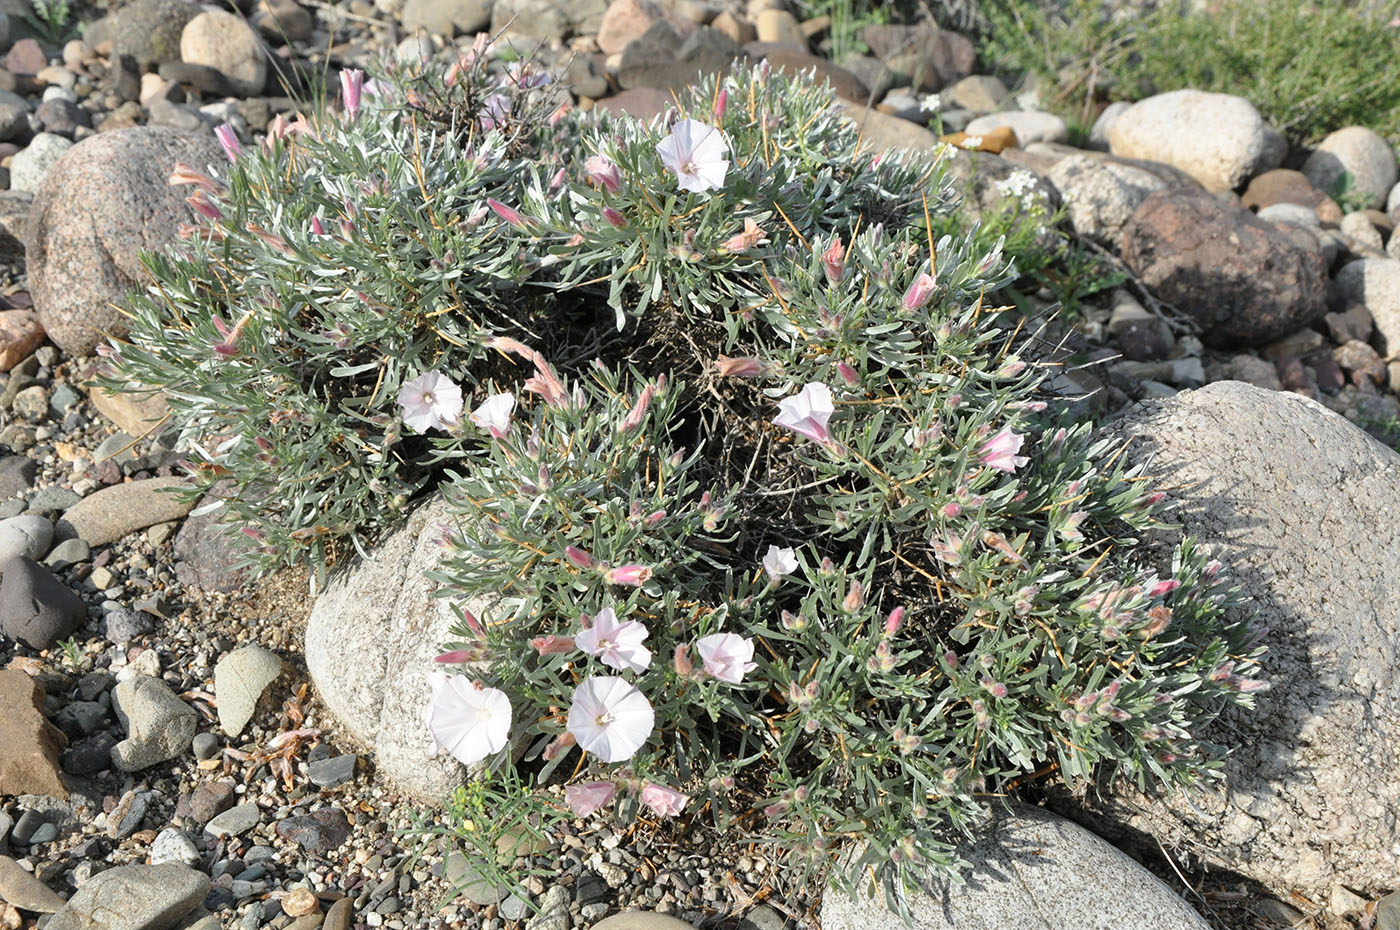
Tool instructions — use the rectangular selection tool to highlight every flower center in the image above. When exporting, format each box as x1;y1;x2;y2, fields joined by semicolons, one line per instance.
595;711;615;727
422;390;436;404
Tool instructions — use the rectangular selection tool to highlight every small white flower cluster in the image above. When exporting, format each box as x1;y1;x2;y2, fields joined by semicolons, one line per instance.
960;135;984;150
995;168;1050;218
920;93;942;113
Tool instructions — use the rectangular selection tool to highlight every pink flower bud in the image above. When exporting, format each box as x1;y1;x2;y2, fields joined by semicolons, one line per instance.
433;650;474;663
186;191;223;222
168;162;221;194
836;360;859;386
602;205;627;228
842;580;864;613
821;236;845;285
340;68;364;119
673;643;693;677
214;123;242;162
1150;579;1181;598
530;635;576;655
902;271;936;310
715;355;768;377
487;198;528;228
645;509;667;526
713;87;727;122
310;215;326;235
564;546;594;569
604;564;653;586
883;606;904;636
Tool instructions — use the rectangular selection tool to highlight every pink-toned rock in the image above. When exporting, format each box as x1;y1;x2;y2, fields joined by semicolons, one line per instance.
0;669;68;799
4;39;47;78
0;309;43;371
745;43;867;102
597;0;692;55
595;86;671;121
710;10;755;44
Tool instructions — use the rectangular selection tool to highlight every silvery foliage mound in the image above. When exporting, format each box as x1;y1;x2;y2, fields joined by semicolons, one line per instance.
100;52;1265;913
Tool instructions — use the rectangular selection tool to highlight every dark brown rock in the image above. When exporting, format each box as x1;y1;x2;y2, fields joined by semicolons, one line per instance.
1121;188;1329;348
0;669;68;798
860;23;974;92
742;43;868;103
186;780;236;823
27;127;225;355
275;808;350;852
1241;168;1343;224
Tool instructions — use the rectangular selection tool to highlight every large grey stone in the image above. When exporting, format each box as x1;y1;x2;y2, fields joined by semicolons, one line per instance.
400;0;491;36
965;110;1067;146
822;807;1210;930
110;675;198;771
27;127;225;356
213;645;281;737
56;477;196;546
11;134;74;194
306;495;494;800
1046;154;1167;245
0;853;66;912
1056;382;1400;896
1108;89;1285;192
45;863;209;930
491;0;606;40
85;0;199;65
1302;126;1398;210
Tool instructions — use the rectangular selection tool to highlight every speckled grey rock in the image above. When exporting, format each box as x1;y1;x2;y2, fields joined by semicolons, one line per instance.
1046;154;1168;245
400;0;491;36
203;802;259;838
110;675;198;771
1107;89;1285;192
149;828;200;867
27;127;225;355
822;807;1210;930
84;0;200;65
56;477;197;546
306;495;494;801
10;134;74;194
213;645;281;737
965;109;1067;146
44;863;209;930
1057;382;1400;896
0;514;52;563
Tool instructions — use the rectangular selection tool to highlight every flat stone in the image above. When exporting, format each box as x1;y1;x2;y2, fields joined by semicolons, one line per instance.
0;456;36;500
204;802;260;838
56;477;196;546
307;753;357;788
0;854;67;913
0;310;43;372
591;914;692;930
45;863;209;930
186;781;235;824
274;808;350;852
213;645;281;737
0;670;67;798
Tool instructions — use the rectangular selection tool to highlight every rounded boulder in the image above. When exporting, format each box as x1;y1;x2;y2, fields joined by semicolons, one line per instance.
26;127;225;356
1302;126;1398;211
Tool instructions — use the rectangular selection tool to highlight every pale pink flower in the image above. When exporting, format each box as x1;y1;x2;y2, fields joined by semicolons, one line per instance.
575;607;651;673
567;676;655;763
340;68;364;119
602;206;627;228
584;155;622;193
655;119;730;194
425;673;512;765
214;123;242;162
564;546;594;569
604;564;653;587
774;382;835;446
398;371;464;433
186;191;223;222
903;272;936;310
713;86;727;122
640;783;689;817
721;218;767;253
310;215;326;235
695;632;756;684
523;353;569;407
978;427;1028;473
469;392;514;438
762;545;797;582
565;781;616;817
